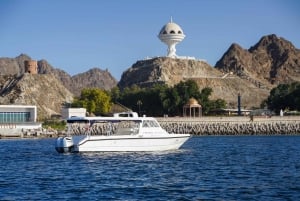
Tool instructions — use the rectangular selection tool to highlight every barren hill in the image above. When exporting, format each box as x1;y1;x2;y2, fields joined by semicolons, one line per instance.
1;34;299;113
0;54;118;96
71;68;117;96
118;57;269;108
118;34;300;109
0;74;73;119
118;57;223;88
215;34;300;86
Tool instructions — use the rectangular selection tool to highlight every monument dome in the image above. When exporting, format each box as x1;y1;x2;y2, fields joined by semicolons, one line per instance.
158;18;185;57
159;22;184;35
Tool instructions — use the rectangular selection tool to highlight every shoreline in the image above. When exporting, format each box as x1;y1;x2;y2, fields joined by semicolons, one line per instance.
157;116;300;135
1;116;300;138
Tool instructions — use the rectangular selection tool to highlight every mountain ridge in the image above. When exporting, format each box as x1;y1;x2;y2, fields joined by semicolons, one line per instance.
215;34;300;86
0;34;299;116
0;73;73;119
0;54;118;96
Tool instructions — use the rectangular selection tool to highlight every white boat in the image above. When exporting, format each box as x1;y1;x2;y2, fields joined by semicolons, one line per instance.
55;112;191;153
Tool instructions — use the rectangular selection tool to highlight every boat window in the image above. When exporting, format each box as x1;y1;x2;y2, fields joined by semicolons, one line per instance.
67;119;89;124
114;120;140;135
118;113;131;117
142;120;159;128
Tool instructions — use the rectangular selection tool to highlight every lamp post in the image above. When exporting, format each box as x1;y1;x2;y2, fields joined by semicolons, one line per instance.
137;100;142;117
238;93;241;116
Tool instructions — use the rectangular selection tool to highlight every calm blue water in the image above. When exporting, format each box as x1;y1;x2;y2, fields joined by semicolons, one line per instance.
0;136;300;200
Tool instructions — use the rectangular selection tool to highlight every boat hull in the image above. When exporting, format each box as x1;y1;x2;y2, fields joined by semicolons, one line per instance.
58;134;190;152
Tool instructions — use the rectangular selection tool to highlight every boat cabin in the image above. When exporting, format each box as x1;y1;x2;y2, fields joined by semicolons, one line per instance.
66;114;162;136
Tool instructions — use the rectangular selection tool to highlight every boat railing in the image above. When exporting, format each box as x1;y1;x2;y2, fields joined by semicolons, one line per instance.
68;120;140;136
67;123;89;136
87;122;115;136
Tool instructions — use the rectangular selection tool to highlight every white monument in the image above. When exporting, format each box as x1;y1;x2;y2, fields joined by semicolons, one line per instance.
158;18;185;58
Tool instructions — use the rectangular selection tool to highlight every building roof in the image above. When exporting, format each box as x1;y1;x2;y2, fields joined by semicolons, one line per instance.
159;21;185;36
184;98;201;107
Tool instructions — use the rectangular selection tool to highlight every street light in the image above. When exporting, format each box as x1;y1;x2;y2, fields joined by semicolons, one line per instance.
137;100;142;116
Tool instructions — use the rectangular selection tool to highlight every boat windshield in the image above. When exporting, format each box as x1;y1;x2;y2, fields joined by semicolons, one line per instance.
142;120;160;128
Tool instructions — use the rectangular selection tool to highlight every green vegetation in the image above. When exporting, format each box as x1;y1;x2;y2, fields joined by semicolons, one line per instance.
42;120;66;131
72;88;112;115
73;80;225;116
67;80;300;117
70;80;226;116
265;82;300;113
114;80;226;116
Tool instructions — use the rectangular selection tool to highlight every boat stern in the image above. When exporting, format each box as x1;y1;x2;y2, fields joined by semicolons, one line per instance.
55;137;74;153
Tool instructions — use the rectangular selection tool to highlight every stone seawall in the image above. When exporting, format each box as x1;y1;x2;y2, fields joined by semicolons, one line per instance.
157;116;300;135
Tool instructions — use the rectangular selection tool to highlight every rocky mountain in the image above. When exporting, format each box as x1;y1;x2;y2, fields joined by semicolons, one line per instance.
215;34;300;86
118;57;224;88
0;54;118;118
0;54;118;96
1;34;299;114
0;74;73;119
118;34;299;109
71;68;117;96
118;57;270;108
0;54;29;75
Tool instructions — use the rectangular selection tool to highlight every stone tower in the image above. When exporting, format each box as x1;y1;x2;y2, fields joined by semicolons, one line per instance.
24;60;38;74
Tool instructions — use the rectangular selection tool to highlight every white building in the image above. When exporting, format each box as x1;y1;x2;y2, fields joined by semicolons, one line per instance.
61;108;86;119
0;105;41;135
0;105;37;123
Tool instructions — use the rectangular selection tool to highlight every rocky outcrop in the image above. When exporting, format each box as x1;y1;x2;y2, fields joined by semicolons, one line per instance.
215;34;300;86
118;56;270;109
191;77;269;109
0;54;118;96
0;74;73;119
37;59;74;94
0;57;19;76
71;68;117;96
118;57;224;88
0;34;299;113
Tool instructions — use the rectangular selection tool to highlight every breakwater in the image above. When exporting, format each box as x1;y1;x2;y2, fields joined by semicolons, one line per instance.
157;116;300;135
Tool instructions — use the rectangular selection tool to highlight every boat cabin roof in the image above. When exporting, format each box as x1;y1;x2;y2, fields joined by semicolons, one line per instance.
67;114;156;123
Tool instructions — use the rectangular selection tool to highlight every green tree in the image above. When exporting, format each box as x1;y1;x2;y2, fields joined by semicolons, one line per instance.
175;80;201;103
72;88;112;115
110;86;120;102
210;99;227;111
173;80;202;114
160;86;180;115
266;82;300;113
199;87;213;114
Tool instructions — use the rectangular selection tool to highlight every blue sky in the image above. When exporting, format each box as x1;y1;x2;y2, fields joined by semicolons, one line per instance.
1;0;299;80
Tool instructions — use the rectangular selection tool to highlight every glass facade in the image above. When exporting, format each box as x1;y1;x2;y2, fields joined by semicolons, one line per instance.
0;112;30;123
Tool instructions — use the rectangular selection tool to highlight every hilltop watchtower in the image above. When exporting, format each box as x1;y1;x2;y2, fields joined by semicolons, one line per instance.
24;60;38;74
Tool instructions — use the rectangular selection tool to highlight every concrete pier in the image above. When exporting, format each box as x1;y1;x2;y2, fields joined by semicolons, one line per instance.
157;116;300;135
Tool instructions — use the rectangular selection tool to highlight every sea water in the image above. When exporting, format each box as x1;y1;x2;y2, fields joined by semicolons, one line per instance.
0;136;300;200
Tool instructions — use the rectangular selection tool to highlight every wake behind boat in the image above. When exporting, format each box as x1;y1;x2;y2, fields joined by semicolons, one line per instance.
55;112;191;153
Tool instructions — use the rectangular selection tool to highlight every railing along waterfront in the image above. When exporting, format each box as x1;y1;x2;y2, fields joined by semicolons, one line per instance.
157;116;300;135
